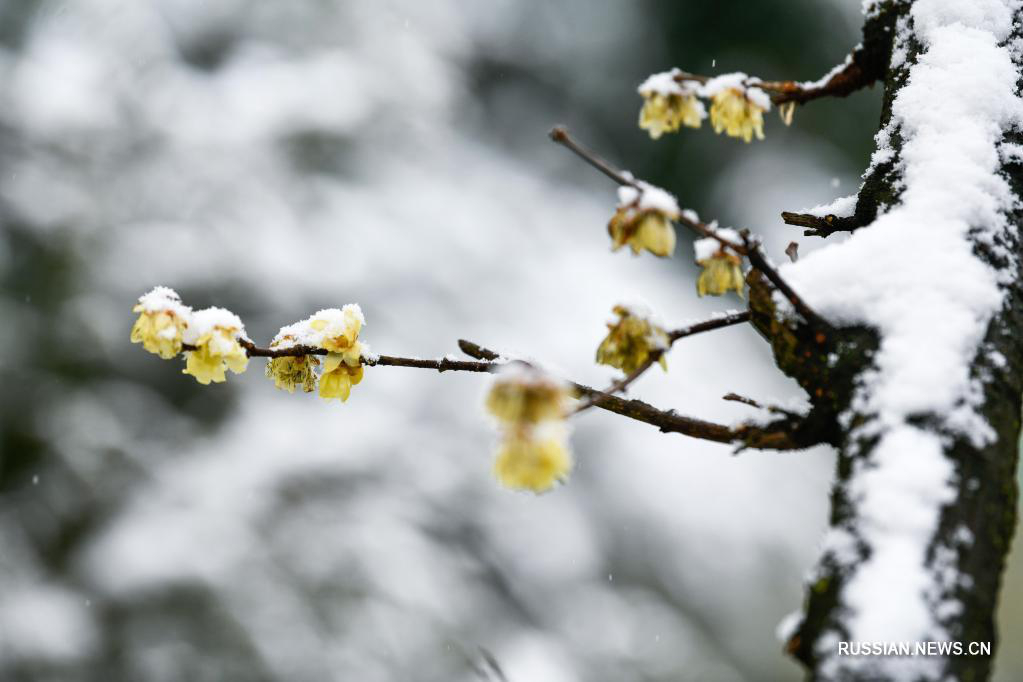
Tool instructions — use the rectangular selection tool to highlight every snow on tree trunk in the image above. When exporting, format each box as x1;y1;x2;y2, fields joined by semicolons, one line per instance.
762;1;1023;679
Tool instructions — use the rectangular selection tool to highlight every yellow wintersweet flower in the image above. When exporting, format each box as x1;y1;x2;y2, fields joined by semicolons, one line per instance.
639;93;705;139
309;305;364;366
266;346;318;394
608;183;679;258
637;69;705;140
130;286;190;359
131;310;187;359
486;367;573;493
697;254;746;297
493;429;572;493
486;369;569;424
182;308;249;385
694;231;745;297
319;351;364;402
709;87;767;143
596;304;670;375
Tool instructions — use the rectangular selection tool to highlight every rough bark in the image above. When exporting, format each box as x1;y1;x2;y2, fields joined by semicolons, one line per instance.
751;2;1023;679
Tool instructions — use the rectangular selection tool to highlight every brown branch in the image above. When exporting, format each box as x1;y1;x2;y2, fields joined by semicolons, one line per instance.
549;126;634;187
672;51;877;107
668;311;752;342
458;338;814;450
550;126;745;254
723;392;802;418
183;339;500;373
781;211;857;238
549;127;831;333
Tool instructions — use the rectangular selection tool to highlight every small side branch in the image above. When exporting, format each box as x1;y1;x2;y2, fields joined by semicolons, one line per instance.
550;127;832;334
673;43;883;108
551;126;743;253
781;211;857;238
549;126;633;187
227;339;498;373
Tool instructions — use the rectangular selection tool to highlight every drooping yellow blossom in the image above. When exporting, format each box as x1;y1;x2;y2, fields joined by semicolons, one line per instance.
639;93;705;139
130;286;190;359
697;252;746;298
596;304;670;375
697;254;745;297
486;367;572;493
608;183;679;258
319;351;364;402
310;305;364;366
183;329;249;384
131;309;187;359
493;429;572;493
266;342;318;394
486;369;569;424
181;308;249;385
694;231;745;297
296;305;368;403
709;87;766;143
636;70;706;140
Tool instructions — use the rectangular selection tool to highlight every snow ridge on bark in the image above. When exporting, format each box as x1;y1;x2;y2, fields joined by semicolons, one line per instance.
784;0;1023;676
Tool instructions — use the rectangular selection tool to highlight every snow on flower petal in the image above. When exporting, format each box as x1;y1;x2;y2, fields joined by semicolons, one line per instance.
130;286;191;359
181;307;249;385
608;182;679;258
638;69;706;139
704;73;769;143
693;229;745;298
266;305;368;403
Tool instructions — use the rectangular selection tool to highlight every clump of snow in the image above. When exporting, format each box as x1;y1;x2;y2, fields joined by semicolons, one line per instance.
617;181;680;216
775;610;803;643
802;194;857;219
701;72;748;97
183;307;246;344
637;68;697;97
693;227;742;261
271;304;365;348
134;286;190;317
799;55;855;91
784;0;1023;662
701;73;772;111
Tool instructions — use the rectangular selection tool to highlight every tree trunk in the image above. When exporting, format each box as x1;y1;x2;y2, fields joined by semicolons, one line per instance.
752;2;1023;679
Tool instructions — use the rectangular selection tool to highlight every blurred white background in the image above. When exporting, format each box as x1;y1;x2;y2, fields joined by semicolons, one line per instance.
1;1;1020;680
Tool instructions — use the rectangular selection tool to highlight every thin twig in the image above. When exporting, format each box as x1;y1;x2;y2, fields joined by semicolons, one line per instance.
781;211;856;238
550;126;746;255
549;127;831;333
184;338;501;373
723;392;764;409
723;392;803;418
549;126;634;187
